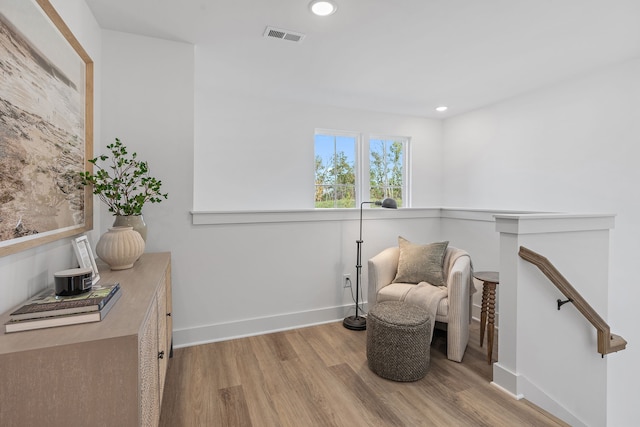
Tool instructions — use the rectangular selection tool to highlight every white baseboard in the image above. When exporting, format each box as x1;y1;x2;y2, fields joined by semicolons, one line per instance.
178;302;490;349
492;363;523;399
492;362;587;427
173;303;362;348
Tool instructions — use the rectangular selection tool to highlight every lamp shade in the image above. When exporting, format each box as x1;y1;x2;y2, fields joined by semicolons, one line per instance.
380;198;397;209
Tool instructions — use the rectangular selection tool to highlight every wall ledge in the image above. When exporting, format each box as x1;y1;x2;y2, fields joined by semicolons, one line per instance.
190;207;442;225
495;213;616;234
440;207;538;222
191;206;541;225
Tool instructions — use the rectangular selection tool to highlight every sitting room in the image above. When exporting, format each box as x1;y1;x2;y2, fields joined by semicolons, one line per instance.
0;1;638;426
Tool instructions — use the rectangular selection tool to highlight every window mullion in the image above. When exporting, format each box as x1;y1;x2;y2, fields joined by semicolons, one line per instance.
358;134;368;206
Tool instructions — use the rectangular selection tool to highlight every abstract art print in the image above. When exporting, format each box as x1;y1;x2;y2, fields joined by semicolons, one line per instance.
0;0;93;256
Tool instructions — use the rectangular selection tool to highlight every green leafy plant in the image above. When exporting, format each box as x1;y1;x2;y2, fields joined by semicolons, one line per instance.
79;138;168;216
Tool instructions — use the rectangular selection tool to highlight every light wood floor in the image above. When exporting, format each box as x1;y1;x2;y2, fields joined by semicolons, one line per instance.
159;320;568;426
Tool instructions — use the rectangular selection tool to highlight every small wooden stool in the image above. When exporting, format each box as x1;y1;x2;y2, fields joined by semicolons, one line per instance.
474;271;499;364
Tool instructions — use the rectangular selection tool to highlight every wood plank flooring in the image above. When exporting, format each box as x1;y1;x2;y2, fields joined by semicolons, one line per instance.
159;320;568;426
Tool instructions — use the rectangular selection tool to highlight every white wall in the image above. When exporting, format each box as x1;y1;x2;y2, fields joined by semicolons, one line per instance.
185;48;446;342
100;30;194;241
188;39;446;340
100;30;196;341
442;58;640;425
101;31;447;346
440;209;507;321
495;215;614;426
193;83;443;210
0;0;102;315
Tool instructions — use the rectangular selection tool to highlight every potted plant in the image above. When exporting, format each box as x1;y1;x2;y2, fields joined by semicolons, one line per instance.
79;137;168;241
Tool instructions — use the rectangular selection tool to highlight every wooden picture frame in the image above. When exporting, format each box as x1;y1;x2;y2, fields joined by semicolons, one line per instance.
72;235;100;285
0;0;94;257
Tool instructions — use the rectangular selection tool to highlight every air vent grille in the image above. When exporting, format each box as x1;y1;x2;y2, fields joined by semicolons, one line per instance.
264;26;305;43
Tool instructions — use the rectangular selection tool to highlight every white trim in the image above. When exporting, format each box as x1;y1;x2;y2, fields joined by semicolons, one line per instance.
191;207;441;225
516;376;589;427
404;136;412;207
314;127;360;139
495;213;615;234
490;381;523;400
172;302;363;348
368;133;411;207
440;208;537;222
191;206;548;226
357;132;366;204
492;362;524;399
193;207;614;228
490;368;589;427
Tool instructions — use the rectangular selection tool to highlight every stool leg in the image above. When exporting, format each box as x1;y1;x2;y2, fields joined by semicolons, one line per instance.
480;282;489;347
487;282;497;364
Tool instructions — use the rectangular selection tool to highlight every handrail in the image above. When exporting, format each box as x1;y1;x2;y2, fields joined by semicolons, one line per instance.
518;246;626;356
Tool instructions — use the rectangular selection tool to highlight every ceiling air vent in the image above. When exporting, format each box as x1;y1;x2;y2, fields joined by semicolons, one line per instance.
263;26;305;43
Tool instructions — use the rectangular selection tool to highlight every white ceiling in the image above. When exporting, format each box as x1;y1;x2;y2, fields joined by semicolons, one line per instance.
85;0;640;118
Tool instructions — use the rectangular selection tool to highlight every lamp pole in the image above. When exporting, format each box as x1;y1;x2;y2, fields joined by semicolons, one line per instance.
343;198;397;331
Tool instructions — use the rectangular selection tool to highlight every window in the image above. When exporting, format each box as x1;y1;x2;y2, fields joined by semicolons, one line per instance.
369;137;407;207
314;132;357;208
315;130;409;208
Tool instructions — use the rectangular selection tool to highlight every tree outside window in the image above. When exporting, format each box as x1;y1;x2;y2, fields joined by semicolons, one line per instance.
369;138;405;207
315;133;356;208
315;131;408;208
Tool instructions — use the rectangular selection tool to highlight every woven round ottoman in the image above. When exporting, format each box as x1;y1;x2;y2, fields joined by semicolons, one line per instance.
366;301;431;381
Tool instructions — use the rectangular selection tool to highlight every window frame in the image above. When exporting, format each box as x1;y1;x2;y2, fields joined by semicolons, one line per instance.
314;129;361;209
367;134;411;208
314;129;410;209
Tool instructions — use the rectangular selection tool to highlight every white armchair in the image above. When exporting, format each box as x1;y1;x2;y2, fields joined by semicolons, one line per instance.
367;245;474;362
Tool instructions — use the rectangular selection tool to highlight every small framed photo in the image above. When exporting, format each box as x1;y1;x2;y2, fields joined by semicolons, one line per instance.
72;235;100;285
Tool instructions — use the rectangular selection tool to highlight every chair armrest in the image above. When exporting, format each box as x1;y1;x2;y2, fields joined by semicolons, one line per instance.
367;247;399;308
446;254;472;321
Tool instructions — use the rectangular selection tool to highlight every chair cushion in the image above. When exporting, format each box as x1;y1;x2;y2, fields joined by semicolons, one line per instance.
392;237;448;286
377;282;449;319
377;282;414;302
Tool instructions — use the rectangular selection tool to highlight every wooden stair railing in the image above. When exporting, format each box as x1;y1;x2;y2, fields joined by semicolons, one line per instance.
518;246;627;356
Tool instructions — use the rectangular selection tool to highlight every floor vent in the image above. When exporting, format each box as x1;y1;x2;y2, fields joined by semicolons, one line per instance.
263;26;305;43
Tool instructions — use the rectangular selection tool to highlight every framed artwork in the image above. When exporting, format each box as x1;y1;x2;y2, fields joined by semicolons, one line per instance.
0;0;94;257
72;235;99;285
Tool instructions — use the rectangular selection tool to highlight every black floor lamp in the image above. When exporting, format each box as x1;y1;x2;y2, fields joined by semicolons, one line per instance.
343;197;397;331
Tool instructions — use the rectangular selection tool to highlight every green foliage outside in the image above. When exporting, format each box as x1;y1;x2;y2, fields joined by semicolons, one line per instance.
315;149;356;208
315;139;404;208
369;140;403;207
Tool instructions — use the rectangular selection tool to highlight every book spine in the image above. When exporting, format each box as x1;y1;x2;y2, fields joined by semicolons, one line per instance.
5;290;122;333
10;283;120;319
96;283;120;309
5;311;101;332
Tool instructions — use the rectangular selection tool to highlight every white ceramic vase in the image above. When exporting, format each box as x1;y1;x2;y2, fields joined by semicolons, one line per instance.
96;226;145;270
113;214;147;241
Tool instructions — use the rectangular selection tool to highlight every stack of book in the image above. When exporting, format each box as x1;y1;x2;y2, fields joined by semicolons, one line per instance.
4;283;121;333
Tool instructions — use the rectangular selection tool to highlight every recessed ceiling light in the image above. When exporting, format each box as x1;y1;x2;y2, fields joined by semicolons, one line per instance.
309;0;337;16
435;106;448;112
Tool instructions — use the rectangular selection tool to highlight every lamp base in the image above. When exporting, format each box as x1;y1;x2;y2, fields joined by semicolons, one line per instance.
343;315;366;330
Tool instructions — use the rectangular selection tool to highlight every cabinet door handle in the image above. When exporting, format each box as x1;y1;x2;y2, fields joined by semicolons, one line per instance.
167;312;172;317
158;351;165;359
